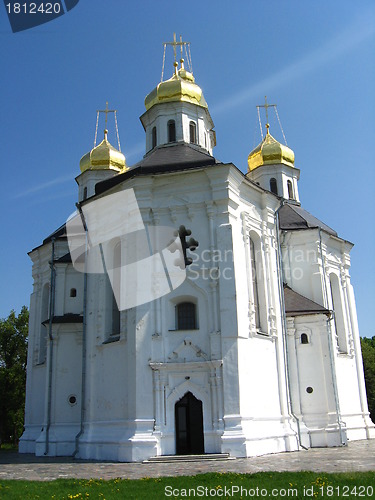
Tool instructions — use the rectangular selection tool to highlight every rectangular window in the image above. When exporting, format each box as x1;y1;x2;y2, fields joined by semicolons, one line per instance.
168;120;176;142
250;238;260;329
176;302;197;330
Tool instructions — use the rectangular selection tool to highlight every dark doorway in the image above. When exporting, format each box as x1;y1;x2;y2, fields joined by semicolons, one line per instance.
175;392;204;455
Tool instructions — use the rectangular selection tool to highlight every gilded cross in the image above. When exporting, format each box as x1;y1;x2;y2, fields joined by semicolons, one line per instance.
97;101;116;130
165;33;188;63
257;96;277;124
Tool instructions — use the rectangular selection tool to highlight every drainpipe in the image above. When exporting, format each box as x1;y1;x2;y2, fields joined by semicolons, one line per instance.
275;200;308;450
73;203;88;458
45;238;56;455
318;227;346;445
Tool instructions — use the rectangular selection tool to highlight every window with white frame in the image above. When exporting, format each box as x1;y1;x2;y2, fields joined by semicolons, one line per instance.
301;333;309;344
168;120;176;142
329;273;347;353
189;121;197;144
287;180;294;199
176;302;197;330
152;126;157;149
270;178;278;195
249;237;261;329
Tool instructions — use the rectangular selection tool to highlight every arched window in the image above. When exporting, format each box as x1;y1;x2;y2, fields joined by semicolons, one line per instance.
176;302;197;330
168;120;176;143
83;187;87;200
270;178;278;195
70;288;77;298
287;180;294;199
39;283;49;363
329;273;347;353
301;333;309;344
249;238;260;329
189;121;197;144
152;126;157;149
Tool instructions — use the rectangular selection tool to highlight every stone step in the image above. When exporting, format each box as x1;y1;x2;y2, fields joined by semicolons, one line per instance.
144;453;235;463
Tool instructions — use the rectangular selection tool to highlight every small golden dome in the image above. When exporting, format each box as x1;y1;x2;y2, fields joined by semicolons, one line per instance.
144;60;208;111
80;130;127;173
248;125;295;172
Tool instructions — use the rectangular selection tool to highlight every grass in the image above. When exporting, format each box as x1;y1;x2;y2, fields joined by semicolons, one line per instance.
0;471;374;499
0;443;17;451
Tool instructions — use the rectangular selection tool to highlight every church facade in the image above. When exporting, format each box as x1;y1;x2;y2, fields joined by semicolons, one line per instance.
19;47;374;461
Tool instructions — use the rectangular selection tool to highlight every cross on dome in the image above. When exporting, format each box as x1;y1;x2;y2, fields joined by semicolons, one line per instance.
256;96;288;144
161;33;193;81
257;96;277;129
94;101;121;151
164;33;187;63
97;101;116;130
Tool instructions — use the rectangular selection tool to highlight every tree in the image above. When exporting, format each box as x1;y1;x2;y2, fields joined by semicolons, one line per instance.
360;336;375;423
0;306;29;445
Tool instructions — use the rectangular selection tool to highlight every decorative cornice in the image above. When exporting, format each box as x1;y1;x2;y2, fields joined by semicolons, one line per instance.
149;360;223;371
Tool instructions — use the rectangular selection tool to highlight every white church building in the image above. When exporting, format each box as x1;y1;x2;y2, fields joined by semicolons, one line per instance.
19;39;374;461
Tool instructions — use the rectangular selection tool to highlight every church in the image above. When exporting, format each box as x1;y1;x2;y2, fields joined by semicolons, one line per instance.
19;37;374;462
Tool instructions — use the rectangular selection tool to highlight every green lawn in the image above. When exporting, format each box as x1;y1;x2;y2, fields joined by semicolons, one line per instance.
0;444;17;451
0;471;374;499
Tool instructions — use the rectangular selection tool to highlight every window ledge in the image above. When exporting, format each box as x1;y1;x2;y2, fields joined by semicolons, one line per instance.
168;329;199;332
102;334;120;344
256;330;269;337
35;360;46;366
254;331;274;341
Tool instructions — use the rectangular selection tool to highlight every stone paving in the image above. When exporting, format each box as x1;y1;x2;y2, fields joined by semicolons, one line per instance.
0;440;374;481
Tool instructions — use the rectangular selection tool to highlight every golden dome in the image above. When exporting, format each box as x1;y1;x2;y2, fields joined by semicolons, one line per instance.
144;60;208;111
80;130;127;173
248;125;295;172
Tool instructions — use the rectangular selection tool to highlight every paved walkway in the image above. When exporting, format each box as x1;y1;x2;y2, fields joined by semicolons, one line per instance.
0;440;374;481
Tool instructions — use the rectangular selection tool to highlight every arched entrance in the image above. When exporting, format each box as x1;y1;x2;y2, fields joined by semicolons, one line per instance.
175;391;204;455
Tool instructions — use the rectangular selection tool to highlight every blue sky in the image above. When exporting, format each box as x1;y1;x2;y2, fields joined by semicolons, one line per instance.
0;1;374;337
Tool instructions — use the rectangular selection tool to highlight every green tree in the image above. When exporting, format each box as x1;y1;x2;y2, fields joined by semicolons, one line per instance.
0;306;29;445
360;336;375;422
